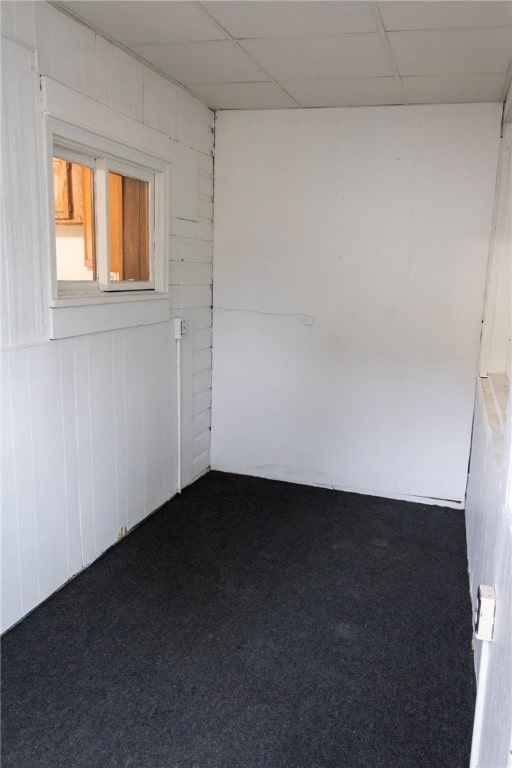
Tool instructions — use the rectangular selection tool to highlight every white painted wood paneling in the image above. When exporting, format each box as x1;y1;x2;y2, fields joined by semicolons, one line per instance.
467;116;512;767
58;338;83;576
171;237;213;264
170;216;213;243
143;67;180;140
88;333;118;553
96;36;144;122
50;295;171;340
35;2;97;98
123;326;147;530
169;131;214;487
1;323;178;632
170;140;199;222
111;335;129;537
170;262;212;286
73;335;96;567
28;342;69;599
180;92;214;155
1;4;213;632
0;1;36;48
142;323;172;513
9;349;41;615
1;356;23;630
194;389;212;416
212;105;501;504
170;285;212;310
466;383;512;768
1;38;48;348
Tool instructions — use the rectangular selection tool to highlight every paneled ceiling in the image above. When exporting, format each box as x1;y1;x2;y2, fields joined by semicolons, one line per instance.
59;1;512;110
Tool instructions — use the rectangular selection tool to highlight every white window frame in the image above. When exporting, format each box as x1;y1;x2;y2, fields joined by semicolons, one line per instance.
42;79;171;339
49;123;168;299
52;144;98;292
96;157;156;291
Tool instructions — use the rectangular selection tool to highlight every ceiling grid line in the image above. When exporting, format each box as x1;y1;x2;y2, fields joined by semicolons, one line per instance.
195;0;302;108
371;2;409;105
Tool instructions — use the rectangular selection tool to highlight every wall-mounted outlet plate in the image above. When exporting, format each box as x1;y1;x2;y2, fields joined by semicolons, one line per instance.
173;318;189;339
474;584;496;642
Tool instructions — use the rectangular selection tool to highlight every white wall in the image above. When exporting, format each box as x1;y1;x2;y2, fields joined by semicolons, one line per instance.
212;105;501;505
466;122;512;768
1;3;213;632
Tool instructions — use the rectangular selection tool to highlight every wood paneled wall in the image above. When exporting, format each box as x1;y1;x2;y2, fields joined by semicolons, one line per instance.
1;2;213;632
466;382;512;767
1;325;176;630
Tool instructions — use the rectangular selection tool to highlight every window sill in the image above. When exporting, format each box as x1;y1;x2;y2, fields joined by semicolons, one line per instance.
49;291;171;339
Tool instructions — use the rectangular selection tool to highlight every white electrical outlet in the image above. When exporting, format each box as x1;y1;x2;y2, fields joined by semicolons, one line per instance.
173;318;189;339
474;585;496;642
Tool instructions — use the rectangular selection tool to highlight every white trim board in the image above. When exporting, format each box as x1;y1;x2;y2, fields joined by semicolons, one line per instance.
50;296;171;339
41;77;170;160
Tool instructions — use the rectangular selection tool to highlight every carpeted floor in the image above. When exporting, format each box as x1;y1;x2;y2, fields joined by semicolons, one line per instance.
1;471;475;768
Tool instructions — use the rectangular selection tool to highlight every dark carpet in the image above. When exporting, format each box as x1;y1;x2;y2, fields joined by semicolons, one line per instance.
1;471;475;768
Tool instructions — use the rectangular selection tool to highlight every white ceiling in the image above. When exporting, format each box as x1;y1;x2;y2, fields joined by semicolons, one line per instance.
59;1;512;110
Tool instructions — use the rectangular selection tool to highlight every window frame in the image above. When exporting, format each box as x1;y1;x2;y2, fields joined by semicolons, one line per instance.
52;147;97;287
96;157;155;292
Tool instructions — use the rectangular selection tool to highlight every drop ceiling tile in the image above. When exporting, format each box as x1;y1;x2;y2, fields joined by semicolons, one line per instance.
379;1;512;32
61;1;227;44
388;28;512;76
131;41;269;84
402;73;507;103
189;82;298;109
201;1;376;39
240;34;393;81
280;77;404;107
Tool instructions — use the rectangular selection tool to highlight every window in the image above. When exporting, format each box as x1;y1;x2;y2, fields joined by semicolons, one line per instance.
43;85;170;339
52;145;156;294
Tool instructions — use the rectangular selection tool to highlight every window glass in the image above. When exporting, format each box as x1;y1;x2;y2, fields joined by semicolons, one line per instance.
53;159;96;281
108;172;149;283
